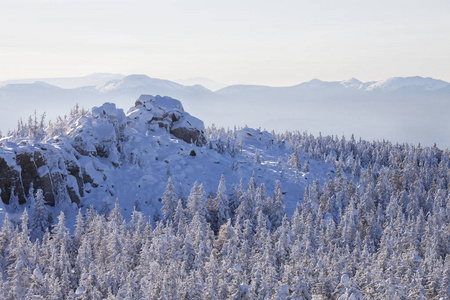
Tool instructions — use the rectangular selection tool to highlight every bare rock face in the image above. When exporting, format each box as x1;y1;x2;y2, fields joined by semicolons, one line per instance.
0;156;24;204
171;126;206;146
0;141;84;206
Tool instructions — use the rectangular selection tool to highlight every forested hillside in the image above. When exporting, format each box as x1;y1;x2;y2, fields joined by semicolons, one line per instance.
0;96;449;299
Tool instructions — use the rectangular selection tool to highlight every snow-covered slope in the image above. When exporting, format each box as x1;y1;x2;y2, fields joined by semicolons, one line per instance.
0;96;333;226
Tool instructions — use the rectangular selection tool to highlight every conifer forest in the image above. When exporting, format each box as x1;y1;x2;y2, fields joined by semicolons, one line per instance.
0;99;449;299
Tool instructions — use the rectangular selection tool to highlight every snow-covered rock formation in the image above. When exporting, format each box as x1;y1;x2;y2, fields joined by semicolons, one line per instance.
0;96;215;210
0;140;80;206
0;95;333;224
129;95;206;146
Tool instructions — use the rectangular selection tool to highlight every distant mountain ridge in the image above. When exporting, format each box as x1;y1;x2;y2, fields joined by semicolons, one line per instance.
174;77;227;91
3;73;449;93
365;76;450;91
97;74;186;92
217;76;450;93
0;74;449;148
0;73;125;89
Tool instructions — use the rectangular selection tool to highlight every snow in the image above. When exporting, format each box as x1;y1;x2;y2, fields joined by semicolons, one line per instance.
75;286;85;295
0;144;18;166
137;94;185;112
97;74;185;92
340;274;350;285
0;92;448;299
91;102;126;121
171;112;204;132
340;78;363;89
235;127;276;146
37;166;49;177
0;95;335;227
366;76;450;91
76;101;331;221
1;74;449;149
0;201;6;225
33;268;44;282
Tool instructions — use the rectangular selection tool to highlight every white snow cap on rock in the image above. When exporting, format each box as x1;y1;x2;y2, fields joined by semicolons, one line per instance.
68;102;125;163
135;94;185;112
66;95;207;165
127;95;206;145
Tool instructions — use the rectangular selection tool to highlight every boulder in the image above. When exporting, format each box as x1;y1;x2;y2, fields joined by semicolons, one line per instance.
129;95;207;145
170;113;207;146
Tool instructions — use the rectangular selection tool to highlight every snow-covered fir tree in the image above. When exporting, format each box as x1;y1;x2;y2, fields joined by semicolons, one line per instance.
0;98;448;299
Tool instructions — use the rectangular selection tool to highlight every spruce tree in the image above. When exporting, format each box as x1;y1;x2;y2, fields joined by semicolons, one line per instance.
31;188;50;241
215;174;230;231
161;177;177;225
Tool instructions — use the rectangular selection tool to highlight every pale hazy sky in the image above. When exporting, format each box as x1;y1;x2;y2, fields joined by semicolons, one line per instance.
1;0;450;86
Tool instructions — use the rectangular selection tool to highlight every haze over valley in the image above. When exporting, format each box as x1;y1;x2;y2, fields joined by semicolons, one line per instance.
1;73;448;149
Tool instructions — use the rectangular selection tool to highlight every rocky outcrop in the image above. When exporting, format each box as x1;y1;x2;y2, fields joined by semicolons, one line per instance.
0;142;84;206
0;155;24;204
0;95;207;207
128;95;207;146
171;126;206;146
69;103;126;165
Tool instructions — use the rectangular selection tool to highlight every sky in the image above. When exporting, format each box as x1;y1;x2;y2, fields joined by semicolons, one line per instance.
1;0;450;86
